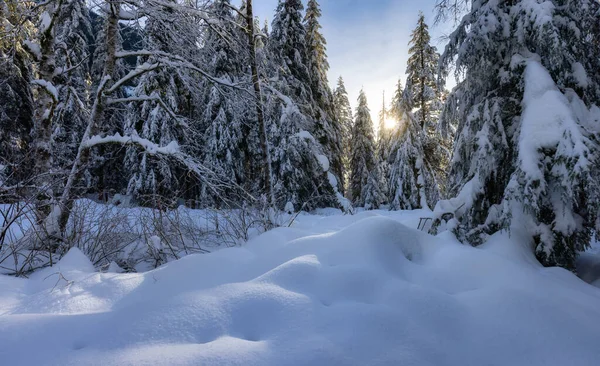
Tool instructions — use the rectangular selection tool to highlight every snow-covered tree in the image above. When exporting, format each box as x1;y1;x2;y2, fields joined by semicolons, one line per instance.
333;76;353;195
51;0;93;175
267;0;338;210
124;0;203;204
350;90;382;209
404;13;446;202
388;80;439;210
376;92;392;205
199;0;252;205
0;1;35;187
435;0;600;270
304;0;345;194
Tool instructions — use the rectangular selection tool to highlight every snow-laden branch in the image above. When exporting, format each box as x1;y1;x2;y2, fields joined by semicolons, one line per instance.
80;133;254;201
31;79;58;101
107;96;187;127
105;62;159;94
114;50;244;90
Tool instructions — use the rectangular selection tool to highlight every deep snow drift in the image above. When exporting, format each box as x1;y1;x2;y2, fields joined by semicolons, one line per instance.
1;209;600;366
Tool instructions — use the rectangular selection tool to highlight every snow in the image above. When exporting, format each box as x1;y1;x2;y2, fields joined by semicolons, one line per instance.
31;79;58;100
316;154;329;172
23;40;41;60
1;209;600;365
572;62;589;88
518;60;589;181
39;11;52;33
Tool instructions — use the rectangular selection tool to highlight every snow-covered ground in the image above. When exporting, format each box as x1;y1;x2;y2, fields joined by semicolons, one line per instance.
1;209;600;365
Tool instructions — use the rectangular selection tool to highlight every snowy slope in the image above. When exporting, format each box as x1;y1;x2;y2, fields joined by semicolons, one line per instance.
1;210;600;366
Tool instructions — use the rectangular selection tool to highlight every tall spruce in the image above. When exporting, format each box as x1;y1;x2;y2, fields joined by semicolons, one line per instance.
199;0;250;205
333;76;354;196
304;0;345;194
123;0;202;204
377;91;392;205
436;0;600;270
350;90;382;209
0;1;35;188
403;13;444;206
388;80;438;210
267;0;337;211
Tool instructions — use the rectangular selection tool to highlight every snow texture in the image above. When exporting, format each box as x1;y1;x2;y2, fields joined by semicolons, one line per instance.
1;209;600;365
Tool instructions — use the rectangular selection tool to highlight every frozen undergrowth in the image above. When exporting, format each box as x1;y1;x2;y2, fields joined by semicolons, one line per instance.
1;208;600;365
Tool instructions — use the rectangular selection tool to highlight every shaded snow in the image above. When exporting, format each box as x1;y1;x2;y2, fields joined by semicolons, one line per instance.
1;210;600;365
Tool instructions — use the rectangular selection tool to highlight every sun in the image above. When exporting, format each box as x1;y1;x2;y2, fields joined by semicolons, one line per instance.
384;118;398;130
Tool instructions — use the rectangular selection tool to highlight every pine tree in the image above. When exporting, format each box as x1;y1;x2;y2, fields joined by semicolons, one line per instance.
388;80;438;210
436;0;600;270
0;1;35;187
304;0;345;194
404;13;445;204
350;90;382;209
376;91;392;205
267;0;338;210
51;0;93;177
124;0;202;204
199;0;252;205
333;76;353;195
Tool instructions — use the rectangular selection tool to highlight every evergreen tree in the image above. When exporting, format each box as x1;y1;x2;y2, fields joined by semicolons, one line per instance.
350;90;382;209
388;80;438;210
333;76;353;195
404;13;446;204
436;0;600;270
304;0;345;193
376;91;392;205
267;0;338;210
0;1;35;187
51;0;93;176
199;0;252;205
124;0;202;204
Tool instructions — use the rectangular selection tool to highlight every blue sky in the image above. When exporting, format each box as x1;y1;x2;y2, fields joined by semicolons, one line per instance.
253;0;453;123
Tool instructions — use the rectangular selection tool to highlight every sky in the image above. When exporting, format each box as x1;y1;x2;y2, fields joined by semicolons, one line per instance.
253;0;455;125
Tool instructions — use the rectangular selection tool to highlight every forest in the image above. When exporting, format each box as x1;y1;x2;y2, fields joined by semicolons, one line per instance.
2;0;600;364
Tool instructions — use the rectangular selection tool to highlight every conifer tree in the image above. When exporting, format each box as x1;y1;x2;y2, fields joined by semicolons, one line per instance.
388;80;438;210
436;0;600;270
333;76;353;195
124;0;203;204
0;1;35;187
350;90;382;209
304;0;345;193
51;0;93;175
377;92;392;205
267;0;338;210
404;13;446;203
199;0;252;205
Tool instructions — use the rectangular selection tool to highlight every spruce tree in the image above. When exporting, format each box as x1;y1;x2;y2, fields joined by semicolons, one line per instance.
0;1;35;187
333;76;353;196
51;0;93;177
350;90;382;209
436;0;600;270
388;80;438;210
124;0;202;204
267;0;338;211
404;13;445;204
199;0;251;205
376;92;392;205
304;0;345;194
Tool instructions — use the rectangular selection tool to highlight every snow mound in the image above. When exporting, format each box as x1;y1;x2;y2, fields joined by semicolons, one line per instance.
1;211;600;365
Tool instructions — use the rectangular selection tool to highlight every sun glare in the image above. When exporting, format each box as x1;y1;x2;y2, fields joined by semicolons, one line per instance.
384;118;398;130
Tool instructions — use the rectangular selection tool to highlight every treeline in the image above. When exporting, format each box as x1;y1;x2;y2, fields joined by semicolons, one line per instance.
2;0;600;271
